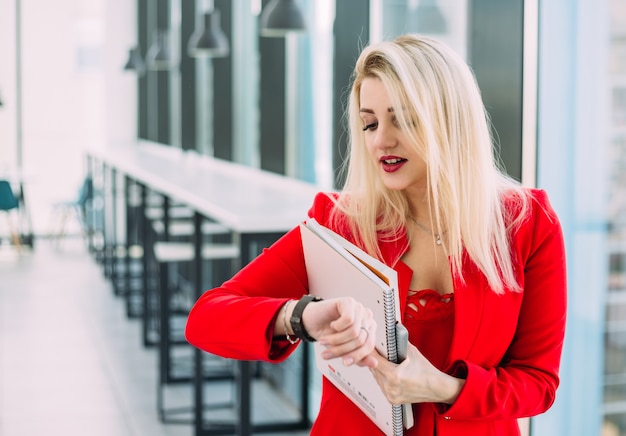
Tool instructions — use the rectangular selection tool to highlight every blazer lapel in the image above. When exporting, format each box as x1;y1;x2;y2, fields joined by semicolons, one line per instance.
447;257;486;365
379;231;487;363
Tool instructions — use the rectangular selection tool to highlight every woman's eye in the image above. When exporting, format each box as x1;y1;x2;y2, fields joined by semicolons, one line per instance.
362;122;378;131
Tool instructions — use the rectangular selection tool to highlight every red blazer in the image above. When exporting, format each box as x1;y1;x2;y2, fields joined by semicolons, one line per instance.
185;189;567;436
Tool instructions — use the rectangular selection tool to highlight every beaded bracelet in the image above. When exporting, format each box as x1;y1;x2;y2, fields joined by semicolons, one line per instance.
282;300;299;344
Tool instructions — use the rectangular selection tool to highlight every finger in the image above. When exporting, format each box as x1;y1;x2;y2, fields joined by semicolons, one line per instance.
327;301;359;333
356;352;378;369
321;323;362;346
327;305;373;342
321;327;368;358
322;315;375;348
369;350;389;369
369;353;390;377
322;323;376;366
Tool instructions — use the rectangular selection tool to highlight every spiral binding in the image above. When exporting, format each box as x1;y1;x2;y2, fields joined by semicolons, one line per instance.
384;289;398;363
384;288;404;436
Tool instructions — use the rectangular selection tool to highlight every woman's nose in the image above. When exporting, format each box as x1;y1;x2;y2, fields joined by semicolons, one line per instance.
373;123;397;149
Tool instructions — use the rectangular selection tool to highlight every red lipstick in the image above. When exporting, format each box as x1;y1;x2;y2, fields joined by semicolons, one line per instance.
380;155;407;173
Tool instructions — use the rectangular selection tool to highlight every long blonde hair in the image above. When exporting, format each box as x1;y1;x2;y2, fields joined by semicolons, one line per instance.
332;34;529;293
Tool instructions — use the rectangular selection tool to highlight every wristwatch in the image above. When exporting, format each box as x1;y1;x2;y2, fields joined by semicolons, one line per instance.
290;295;323;342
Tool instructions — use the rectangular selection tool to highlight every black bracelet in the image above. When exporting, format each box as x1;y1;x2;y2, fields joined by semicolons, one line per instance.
290;295;323;342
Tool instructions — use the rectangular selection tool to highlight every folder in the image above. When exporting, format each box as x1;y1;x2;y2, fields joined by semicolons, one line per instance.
300;218;414;436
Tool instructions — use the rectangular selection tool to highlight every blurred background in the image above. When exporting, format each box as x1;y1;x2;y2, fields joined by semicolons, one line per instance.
0;0;624;435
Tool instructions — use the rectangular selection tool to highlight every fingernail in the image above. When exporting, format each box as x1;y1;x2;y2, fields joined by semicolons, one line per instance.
322;351;332;359
343;357;354;366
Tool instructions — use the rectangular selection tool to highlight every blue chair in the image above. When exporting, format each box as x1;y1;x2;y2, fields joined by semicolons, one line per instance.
0;180;22;248
53;176;94;240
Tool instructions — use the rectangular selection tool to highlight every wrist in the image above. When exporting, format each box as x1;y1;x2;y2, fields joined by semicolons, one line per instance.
290;295;323;342
433;371;465;405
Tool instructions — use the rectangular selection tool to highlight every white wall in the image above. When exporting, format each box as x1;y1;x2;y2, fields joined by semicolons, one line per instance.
0;0;19;169
104;0;138;144
0;0;135;237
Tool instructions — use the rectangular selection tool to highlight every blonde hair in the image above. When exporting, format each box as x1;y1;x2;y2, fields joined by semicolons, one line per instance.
332;34;529;293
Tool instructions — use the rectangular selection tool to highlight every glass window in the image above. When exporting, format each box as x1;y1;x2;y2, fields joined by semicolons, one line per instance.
538;0;626;434
376;0;469;59
292;0;335;186
605;1;626;433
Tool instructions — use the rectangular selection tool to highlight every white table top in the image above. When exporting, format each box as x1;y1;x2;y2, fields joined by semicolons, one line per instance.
87;141;324;234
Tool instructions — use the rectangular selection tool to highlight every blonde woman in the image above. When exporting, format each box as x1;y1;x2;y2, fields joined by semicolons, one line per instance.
186;34;566;435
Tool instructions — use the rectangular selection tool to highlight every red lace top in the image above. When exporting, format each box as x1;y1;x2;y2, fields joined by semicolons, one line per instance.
404;289;455;435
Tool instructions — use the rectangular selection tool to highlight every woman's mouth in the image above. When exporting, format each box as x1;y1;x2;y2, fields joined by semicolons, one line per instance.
380;156;407;173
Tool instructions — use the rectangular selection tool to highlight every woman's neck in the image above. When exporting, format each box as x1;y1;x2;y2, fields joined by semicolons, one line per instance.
406;190;433;223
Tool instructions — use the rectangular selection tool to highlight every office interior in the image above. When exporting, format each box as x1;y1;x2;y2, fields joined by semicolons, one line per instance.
0;0;623;435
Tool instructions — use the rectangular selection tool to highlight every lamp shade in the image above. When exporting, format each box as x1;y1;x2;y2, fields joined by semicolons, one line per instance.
123;46;146;74
188;10;230;58
415;1;447;34
146;30;172;71
260;0;306;37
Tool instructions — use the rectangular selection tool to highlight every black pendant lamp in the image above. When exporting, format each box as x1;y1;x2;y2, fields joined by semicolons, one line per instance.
188;10;230;58
146;29;172;71
123;46;146;74
260;0;306;38
415;0;447;34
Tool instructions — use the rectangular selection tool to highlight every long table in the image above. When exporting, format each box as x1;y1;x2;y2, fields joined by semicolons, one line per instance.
87;140;320;435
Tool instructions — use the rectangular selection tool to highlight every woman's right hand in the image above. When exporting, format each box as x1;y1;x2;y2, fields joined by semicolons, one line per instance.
302;297;378;368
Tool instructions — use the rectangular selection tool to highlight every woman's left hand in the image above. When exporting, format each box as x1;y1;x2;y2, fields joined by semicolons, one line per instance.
369;342;465;405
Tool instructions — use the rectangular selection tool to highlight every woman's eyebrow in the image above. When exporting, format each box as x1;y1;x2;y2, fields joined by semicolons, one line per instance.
359;107;395;114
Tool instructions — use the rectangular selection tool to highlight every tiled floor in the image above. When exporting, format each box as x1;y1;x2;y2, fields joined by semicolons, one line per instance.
0;238;192;436
0;238;310;436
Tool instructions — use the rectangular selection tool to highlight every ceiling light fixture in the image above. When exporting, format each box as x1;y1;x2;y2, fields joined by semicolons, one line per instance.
260;0;306;38
146;29;172;71
188;10;230;58
123;46;146;74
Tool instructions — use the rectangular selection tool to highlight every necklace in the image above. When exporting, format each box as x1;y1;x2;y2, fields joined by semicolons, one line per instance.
410;217;443;246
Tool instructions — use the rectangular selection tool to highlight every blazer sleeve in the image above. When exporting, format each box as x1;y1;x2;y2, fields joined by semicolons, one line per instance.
438;189;567;421
185;192;335;363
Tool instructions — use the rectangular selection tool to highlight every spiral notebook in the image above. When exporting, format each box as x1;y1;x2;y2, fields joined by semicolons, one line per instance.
300;218;414;436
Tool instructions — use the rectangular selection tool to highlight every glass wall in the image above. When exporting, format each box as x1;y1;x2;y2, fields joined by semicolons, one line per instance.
604;0;626;433
536;0;612;435
373;0;468;58
133;0;337;186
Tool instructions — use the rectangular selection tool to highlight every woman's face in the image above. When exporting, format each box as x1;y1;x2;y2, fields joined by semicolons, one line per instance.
359;77;427;193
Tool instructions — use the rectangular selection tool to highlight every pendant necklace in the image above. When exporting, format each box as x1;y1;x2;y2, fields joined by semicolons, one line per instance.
410;217;443;246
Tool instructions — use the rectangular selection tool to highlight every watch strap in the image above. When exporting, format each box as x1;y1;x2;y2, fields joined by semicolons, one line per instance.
290;295;322;342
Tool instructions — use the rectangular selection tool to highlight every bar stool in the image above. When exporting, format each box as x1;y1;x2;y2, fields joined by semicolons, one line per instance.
142;219;232;347
151;222;240;424
121;193;197;323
